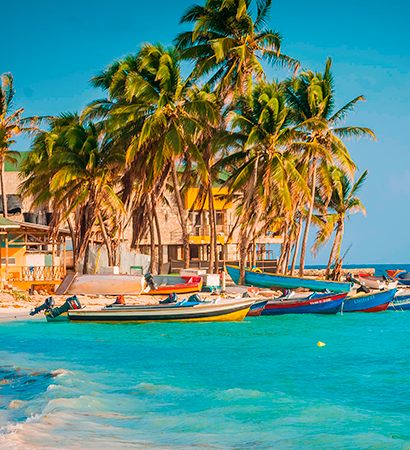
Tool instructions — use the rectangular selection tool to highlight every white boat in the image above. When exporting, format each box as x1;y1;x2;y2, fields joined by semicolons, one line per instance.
358;274;398;290
65;274;147;295
67;298;255;323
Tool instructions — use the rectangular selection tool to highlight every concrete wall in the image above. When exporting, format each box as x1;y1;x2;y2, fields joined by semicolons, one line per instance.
79;243;150;275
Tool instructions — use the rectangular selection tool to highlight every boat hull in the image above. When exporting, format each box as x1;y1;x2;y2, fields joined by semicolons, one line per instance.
246;300;268;317
262;293;347;315
68;299;254;323
144;275;203;295
226;265;352;293
387;293;410;311
342;289;396;313
66;275;145;295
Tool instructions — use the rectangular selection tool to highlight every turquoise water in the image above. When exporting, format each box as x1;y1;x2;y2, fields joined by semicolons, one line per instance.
1;264;410;449
2;314;410;449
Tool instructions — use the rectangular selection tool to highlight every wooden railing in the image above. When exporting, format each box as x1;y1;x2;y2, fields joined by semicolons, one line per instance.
8;266;65;282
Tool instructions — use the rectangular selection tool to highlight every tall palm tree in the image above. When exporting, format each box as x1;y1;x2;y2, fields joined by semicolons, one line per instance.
313;167;368;278
175;0;299;96
120;43;217;268
285;58;375;276
217;80;307;283
0;73;40;217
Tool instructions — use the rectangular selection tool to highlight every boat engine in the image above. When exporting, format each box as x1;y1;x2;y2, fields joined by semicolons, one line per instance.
160;293;178;304
46;296;82;319
30;296;55;316
346;273;370;293
144;273;158;291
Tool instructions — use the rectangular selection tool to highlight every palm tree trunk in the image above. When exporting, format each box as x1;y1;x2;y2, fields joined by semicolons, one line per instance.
299;158;317;277
0;156;7;218
171;160;190;269
67;217;78;272
146;199;157;275
284;238;292;275
290;218;302;276
335;219;345;264
152;201;163;274
325;225;341;279
208;178;217;273
277;222;289;274
239;211;261;284
97;211;113;266
83;242;90;274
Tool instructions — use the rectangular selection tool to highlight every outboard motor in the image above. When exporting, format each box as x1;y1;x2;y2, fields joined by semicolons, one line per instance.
30;296;55;316
144;273;158;291
187;294;202;303
346;273;370;294
47;296;82;319
159;293;178;304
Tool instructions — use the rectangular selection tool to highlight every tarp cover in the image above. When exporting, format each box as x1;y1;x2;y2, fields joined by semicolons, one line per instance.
0;195;23;215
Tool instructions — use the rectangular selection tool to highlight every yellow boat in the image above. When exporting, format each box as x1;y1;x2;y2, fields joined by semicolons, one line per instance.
67;298;254;323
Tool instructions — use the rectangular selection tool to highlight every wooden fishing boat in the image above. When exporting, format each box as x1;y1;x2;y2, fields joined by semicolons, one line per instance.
226;265;352;293
386;270;410;286
67;298;255;323
342;288;397;313
262;292;348;315
246;300;268;317
63;274;146;295
144;275;203;295
387;291;410;311
358;273;398;290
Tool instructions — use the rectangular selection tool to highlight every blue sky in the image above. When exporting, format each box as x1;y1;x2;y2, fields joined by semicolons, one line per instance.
1;0;409;265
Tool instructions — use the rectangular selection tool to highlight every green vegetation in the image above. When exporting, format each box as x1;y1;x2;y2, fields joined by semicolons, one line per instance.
8;0;375;281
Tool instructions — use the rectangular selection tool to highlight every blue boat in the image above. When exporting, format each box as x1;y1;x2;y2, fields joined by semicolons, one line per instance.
387;292;410;311
262;292;348;315
226;265;352;293
246;300;268;317
342;289;397;313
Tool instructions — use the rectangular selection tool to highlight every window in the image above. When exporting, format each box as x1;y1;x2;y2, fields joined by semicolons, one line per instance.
216;211;225;225
1;258;16;265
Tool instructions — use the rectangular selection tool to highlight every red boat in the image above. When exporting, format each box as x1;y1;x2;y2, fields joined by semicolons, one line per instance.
262;292;348;315
246;300;268;317
143;275;203;295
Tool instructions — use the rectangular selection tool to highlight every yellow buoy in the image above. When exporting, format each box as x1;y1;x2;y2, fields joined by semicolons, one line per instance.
317;341;326;347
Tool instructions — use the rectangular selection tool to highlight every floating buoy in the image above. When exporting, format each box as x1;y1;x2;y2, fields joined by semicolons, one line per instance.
317;341;326;347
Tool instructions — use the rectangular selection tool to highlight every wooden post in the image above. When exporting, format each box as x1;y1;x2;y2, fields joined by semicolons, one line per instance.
0;234;2;290
5;233;8;282
63;238;67;275
52;243;55;280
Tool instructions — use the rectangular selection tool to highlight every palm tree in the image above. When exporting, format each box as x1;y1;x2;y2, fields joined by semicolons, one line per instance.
20;114;124;272
119;43;217;268
0;73;40;217
175;0;299;96
313;167;368;278
285;58;375;276
217;80;307;283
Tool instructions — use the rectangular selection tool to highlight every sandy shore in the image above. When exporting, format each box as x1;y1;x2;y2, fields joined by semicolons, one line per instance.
0;292;171;321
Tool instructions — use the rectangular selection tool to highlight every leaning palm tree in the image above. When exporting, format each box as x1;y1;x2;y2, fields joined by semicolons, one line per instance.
175;0;299;96
20;114;124;272
313;167;368;279
285;58;376;276
0;73;40;217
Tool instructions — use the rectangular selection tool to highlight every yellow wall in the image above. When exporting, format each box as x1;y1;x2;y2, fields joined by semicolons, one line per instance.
189;236;231;245
184;188;232;210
